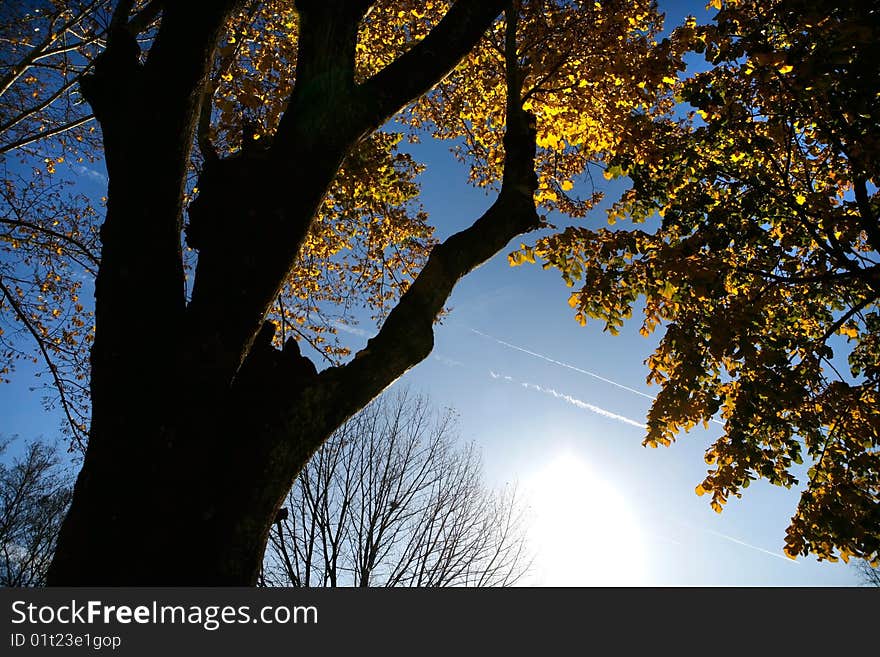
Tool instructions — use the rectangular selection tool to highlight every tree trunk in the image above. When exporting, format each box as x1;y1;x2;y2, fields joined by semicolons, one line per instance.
48;400;321;584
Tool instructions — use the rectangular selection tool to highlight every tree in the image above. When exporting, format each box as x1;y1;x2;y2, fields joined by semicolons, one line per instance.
0;439;72;587
17;0;677;584
520;0;879;564
262;389;530;587
855;560;880;587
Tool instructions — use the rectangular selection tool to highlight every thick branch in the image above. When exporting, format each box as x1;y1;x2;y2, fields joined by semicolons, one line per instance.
354;0;507;134
224;106;538;578
109;0;137;37
277;0;535;466
128;0;164;35
273;3;370;153
311;107;539;448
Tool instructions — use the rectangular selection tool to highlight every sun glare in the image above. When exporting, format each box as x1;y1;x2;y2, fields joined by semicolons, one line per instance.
525;451;647;586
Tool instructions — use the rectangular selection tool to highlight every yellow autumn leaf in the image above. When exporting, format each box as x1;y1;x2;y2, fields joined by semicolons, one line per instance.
536;133;560;150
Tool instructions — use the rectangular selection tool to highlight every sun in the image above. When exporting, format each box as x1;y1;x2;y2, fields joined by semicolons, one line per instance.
524;451;647;586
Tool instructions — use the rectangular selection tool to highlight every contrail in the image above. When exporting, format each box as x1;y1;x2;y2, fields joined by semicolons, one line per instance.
650;522;796;565
471;327;724;426
523;382;648;429
666;516;797;564
471;327;656;400
489;370;647;430
702;528;797;564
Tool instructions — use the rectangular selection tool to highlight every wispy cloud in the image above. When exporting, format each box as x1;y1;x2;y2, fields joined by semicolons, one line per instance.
488;370;513;382
330;320;369;337
489;369;647;430
71;164;108;186
434;353;464;368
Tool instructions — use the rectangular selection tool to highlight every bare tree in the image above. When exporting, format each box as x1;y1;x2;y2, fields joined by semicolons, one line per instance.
262;389;531;587
854;560;880;587
0;438;72;586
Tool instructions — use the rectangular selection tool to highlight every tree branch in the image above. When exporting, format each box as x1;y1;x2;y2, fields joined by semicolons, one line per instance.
853;177;880;254
354;0;507;134
109;0;138;37
0;116;95;156
307;34;538;457
0;276;87;450
0;0;107;98
0;217;100;273
817;293;878;346
128;0;164;35
0;63;95;142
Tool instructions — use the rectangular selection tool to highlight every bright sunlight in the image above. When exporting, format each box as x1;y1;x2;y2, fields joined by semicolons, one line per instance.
525;451;646;586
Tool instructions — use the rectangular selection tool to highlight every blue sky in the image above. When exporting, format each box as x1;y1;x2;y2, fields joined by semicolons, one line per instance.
0;0;867;586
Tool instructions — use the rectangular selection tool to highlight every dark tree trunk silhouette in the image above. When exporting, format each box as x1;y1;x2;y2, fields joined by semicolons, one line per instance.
46;0;540;584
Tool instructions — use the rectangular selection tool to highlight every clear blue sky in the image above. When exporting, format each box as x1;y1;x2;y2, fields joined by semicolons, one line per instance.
0;0;865;586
